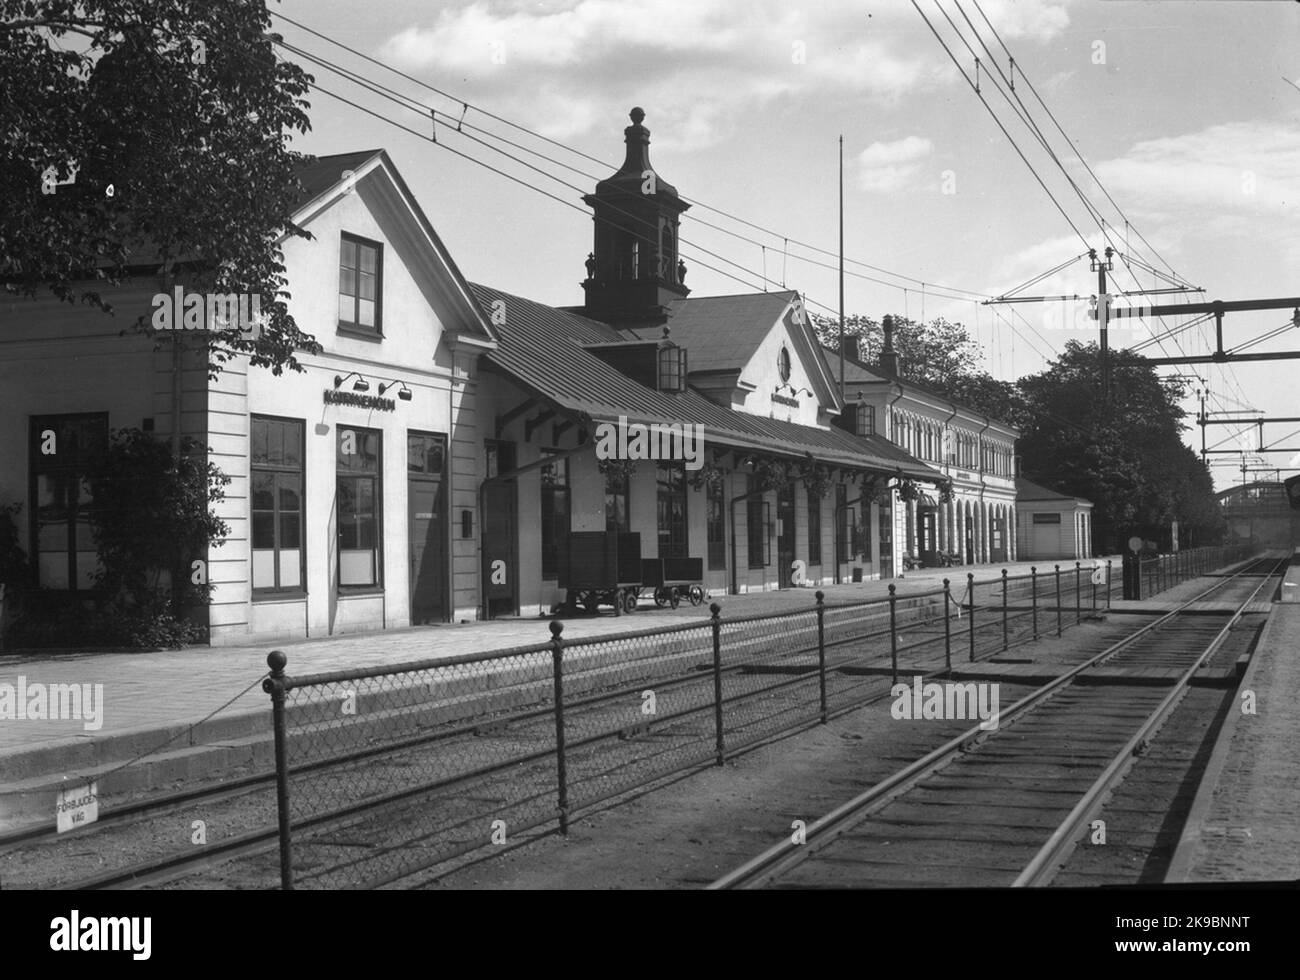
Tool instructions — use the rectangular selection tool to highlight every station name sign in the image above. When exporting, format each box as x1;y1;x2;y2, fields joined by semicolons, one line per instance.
323;389;397;412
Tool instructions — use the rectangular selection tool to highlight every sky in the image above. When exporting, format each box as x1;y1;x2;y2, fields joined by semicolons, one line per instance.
271;0;1300;489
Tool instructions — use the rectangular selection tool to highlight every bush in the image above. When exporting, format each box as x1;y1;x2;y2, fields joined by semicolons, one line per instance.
89;429;230;619
0;502;33;590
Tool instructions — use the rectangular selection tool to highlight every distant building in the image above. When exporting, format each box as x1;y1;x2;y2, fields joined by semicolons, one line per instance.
824;325;1020;573
1015;477;1094;561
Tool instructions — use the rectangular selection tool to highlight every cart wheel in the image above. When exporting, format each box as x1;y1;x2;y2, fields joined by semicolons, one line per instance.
688;585;705;606
622;589;639;614
669;588;681;609
583;592;600;615
653;587;670;608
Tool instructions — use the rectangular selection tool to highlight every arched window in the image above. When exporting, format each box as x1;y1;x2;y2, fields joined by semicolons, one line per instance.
661;223;674;280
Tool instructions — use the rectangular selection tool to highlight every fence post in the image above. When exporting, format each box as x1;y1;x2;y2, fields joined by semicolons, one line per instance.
1031;566;1039;639
943;578;952;674
815;591;828;724
1106;559;1113;608
549;621;569;835
262;651;294;891
1055;564;1063;637
967;572;976;663
1001;569;1009;652
1074;562;1081;625
888;585;899;687
1091;563;1097;613
710;603;725;764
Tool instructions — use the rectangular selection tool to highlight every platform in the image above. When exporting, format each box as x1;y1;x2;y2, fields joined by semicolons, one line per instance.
1165;601;1300;883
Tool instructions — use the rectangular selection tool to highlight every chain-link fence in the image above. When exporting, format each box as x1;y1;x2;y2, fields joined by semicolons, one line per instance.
260;545;1250;889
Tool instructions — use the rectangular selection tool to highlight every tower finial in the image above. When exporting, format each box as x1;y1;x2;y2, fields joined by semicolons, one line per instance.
630;106;645;125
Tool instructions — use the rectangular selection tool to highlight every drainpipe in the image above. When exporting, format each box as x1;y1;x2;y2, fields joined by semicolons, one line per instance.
729;481;767;597
477;438;594;619
976;414;991;564
887;381;906;572
834;488;866;585
941;400;958;553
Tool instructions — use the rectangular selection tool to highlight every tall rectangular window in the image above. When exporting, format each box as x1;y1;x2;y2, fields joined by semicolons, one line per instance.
656;461;687;558
337;426;381;588
29;414;107;591
485;439;516;479
540;451;569;578
604;466;629;534
706;480;726;570
339;233;382;334
834;484;848;565
807;490;822;565
747;476;768;569
251;416;304;593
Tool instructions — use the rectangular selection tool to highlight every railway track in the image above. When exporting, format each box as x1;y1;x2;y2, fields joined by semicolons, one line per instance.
3;555;1256;889
708;555;1285;889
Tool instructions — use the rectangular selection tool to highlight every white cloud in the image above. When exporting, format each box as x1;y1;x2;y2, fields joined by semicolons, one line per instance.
372;0;1074;153
1095;119;1300;269
857;136;933;192
1095;121;1300;218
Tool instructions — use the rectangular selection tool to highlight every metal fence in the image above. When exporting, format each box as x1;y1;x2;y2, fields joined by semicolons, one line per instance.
261;545;1248;889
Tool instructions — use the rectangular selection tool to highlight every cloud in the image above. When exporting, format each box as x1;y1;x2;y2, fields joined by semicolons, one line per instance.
372;0;1075;152
857;136;933;192
1094;119;1300;270
1094;120;1300;226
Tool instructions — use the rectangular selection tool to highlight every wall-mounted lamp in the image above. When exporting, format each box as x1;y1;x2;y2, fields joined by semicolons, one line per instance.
378;379;414;401
334;372;370;393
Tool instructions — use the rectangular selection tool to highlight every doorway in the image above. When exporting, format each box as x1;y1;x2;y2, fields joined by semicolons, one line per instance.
777;482;795;587
408;432;448;624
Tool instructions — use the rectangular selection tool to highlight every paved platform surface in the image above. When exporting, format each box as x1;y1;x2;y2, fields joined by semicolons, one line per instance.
0;557;1110;760
1167;600;1300;883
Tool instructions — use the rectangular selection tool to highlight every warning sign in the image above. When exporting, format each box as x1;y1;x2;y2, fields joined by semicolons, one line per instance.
56;781;98;833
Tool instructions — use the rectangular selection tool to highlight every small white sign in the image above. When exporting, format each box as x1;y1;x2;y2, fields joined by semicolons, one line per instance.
56;781;98;833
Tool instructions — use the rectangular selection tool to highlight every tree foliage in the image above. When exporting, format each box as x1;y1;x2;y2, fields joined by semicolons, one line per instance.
812;311;1024;422
0;0;321;375
89;427;230;616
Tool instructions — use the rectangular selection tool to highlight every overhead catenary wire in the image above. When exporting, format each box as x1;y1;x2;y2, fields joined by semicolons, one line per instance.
271;11;991;304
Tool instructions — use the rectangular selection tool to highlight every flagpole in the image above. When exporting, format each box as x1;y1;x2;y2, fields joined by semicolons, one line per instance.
838;134;845;400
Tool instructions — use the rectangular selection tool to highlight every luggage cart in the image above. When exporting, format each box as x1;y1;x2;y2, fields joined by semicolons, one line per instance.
559;531;643;615
640;556;705;609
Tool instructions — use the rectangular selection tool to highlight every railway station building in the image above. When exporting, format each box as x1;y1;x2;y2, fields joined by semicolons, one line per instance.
1;109;952;647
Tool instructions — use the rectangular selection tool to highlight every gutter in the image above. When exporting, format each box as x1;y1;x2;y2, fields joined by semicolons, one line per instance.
729;484;768;597
977;414;991;561
833;492;867;585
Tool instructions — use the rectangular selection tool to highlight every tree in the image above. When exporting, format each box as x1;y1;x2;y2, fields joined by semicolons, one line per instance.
0;0;321;376
811;311;1025;423
1015;342;1224;550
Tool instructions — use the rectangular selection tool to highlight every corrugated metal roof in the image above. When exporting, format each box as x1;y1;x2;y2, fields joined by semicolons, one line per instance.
1017;476;1091;504
630;291;798;374
471;282;940;478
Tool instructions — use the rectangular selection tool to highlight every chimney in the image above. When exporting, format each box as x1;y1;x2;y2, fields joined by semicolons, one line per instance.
842;335;859;362
880;314;902;379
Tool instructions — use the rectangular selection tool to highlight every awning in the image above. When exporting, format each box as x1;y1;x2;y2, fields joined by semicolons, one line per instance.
916;492;939;507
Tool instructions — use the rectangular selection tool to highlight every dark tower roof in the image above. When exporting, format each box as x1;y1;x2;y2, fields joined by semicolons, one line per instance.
591;106;682;201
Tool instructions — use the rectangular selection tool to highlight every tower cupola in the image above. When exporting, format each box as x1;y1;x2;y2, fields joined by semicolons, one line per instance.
581;107;690;326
